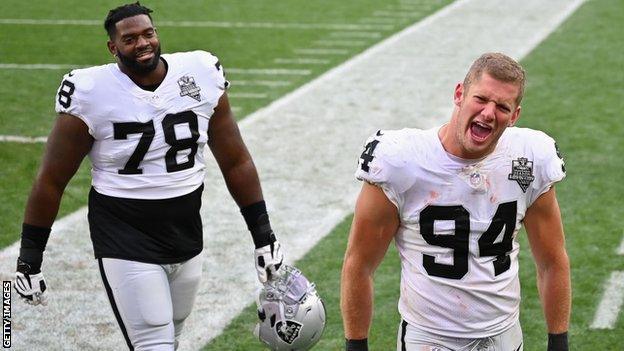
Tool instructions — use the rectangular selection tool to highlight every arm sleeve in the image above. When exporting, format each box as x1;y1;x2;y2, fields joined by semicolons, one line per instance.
528;132;566;206
355;130;416;211
195;50;229;91
54;70;95;136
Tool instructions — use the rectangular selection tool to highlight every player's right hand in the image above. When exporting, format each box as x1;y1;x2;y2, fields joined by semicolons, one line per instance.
14;258;48;306
254;240;284;283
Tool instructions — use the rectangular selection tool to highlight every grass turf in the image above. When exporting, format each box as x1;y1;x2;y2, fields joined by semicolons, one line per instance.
206;0;624;349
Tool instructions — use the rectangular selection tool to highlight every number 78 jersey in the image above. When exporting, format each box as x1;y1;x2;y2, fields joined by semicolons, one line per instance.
55;50;228;199
355;127;566;338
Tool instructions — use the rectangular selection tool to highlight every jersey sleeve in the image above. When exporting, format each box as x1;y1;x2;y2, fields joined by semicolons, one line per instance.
355;129;417;210
195;50;229;92
54;70;96;135
528;131;566;205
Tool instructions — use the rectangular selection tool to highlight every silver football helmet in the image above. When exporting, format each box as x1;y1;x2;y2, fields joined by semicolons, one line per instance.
254;264;326;350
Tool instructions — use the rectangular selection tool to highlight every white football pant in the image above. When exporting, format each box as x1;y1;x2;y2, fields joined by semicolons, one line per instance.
98;253;203;350
397;319;523;351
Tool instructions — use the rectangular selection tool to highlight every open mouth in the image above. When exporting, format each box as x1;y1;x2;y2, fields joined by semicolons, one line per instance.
470;121;492;142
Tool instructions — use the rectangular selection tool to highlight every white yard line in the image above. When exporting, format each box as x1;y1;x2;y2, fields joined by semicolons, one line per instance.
328;31;382;38
360;17;404;24
384;4;425;11
293;48;349;55
226;68;311;75
0;1;585;350
373;10;423;17
0;18;393;31
274;58;330;65
591;271;624;329
231;79;291;87
590;234;624;329
0;135;47;143
227;92;268;99
0;63;85;70
0;64;311;76
313;40;367;47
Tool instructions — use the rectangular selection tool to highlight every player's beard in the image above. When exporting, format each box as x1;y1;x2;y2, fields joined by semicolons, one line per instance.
117;45;162;75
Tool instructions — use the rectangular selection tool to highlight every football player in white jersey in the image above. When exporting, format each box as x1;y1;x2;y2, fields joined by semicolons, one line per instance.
341;53;570;351
13;2;284;350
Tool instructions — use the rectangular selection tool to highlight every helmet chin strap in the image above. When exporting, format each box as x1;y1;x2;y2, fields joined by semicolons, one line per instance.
277;296;287;334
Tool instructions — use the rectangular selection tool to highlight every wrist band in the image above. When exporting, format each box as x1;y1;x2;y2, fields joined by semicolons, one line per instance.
547;332;568;351
19;223;51;272
240;201;276;248
345;338;368;351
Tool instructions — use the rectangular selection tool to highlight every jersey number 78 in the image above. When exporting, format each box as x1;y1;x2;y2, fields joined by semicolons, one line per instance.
113;111;200;174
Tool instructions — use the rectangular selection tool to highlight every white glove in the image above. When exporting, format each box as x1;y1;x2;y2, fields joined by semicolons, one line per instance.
14;271;48;306
254;241;284;283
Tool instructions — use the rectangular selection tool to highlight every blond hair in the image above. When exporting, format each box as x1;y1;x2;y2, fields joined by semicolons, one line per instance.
463;53;526;105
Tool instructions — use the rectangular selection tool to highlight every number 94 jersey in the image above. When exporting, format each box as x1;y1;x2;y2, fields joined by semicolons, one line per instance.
55;50;228;199
355;126;566;338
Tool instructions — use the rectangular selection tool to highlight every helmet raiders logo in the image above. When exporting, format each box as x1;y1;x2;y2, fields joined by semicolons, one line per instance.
178;75;201;102
507;157;535;193
275;320;302;344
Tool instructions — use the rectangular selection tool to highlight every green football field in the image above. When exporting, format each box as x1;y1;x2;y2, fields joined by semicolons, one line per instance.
1;0;623;350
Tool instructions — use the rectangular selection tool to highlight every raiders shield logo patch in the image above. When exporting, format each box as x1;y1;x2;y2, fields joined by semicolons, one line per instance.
275;320;302;344
178;75;201;102
508;157;535;193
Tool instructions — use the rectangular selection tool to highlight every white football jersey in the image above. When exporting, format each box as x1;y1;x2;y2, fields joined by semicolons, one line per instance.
355;126;566;338
55;51;228;199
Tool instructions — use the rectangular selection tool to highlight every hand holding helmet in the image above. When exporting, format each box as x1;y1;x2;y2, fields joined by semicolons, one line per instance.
254;264;326;350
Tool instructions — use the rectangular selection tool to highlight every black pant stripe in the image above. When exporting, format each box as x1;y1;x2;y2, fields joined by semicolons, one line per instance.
98;258;134;351
400;319;408;351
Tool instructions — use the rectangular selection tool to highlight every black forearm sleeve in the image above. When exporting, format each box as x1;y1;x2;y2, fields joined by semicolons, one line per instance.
240;201;276;248
19;223;51;272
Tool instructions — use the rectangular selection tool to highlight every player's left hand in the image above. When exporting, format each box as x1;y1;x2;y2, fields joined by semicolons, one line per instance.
254;241;284;283
14;258;48;306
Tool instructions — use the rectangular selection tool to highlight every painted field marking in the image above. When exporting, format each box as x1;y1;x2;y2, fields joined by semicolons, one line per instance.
227;92;268;99
293;48;349;55
590;235;624;329
0;63;81;70
591;272;624;329
373;10;422;17
0;18;393;31
274;58;330;65
231;80;291;87
0;135;47;143
328;31;382;38
360;17;403;24
384;4;424;11
313;40;367;47
226;68;311;76
0;1;586;350
0;64;311;76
